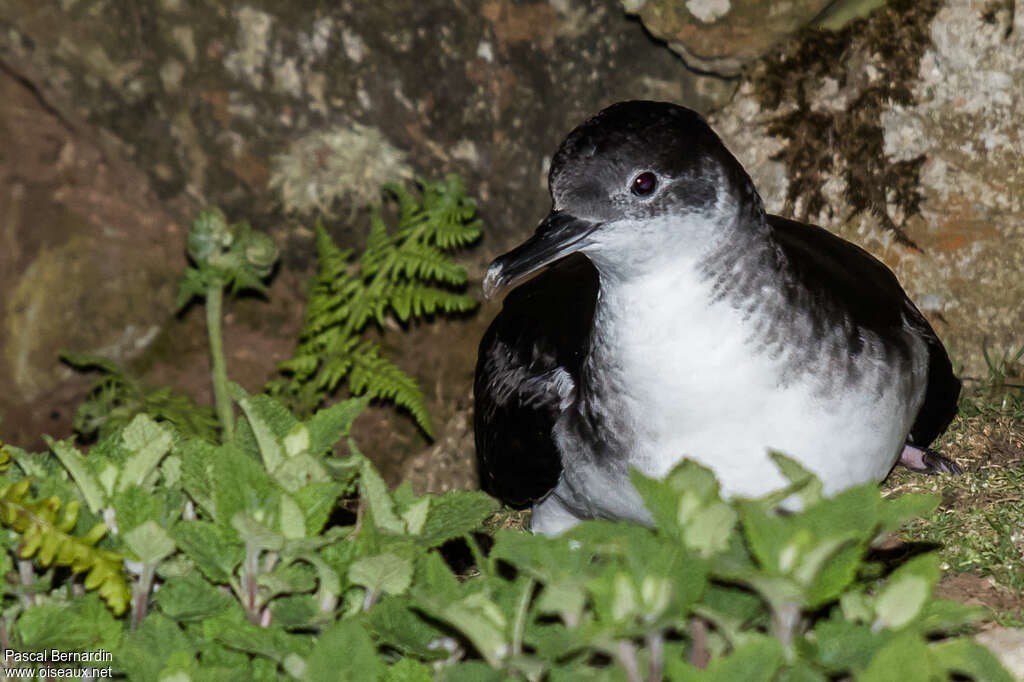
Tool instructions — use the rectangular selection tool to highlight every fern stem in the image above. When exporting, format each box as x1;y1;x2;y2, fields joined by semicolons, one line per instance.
205;283;234;441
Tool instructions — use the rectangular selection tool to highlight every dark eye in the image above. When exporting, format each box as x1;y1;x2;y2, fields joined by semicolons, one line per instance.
631;171;657;196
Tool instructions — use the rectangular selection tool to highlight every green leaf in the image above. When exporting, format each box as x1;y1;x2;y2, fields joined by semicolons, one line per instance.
123;519;176;564
873;554;941;630
383;658;434;682
349;553;414;597
859;631;931;682
930;638;1015;682
205;616;308;664
365;598;450;660
212;445;277;526
234;391;296;474
304;619;384;682
171;521;244;583
45;436;106;513
667;634;783;681
15;594;121;652
155;575;237;622
118;614;195;682
118;414;174;491
415;490;500;547
357;451;406;534
769;451;824;508
304;397;369;455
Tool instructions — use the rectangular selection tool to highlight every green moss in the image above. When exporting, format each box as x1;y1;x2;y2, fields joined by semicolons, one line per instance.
751;0;941;247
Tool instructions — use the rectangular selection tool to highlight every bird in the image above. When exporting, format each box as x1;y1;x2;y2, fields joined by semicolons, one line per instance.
473;101;961;536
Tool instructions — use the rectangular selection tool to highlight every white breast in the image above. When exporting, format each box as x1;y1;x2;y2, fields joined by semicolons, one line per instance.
554;261;926;518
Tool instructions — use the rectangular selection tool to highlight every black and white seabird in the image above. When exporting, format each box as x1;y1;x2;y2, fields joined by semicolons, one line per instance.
474;101;961;535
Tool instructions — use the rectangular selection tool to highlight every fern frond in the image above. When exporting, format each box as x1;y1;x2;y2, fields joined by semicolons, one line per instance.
0;478;130;614
273;176;481;430
348;343;433;437
61;352;220;443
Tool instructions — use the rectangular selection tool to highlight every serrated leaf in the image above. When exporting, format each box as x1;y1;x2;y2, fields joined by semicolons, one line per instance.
415;490;499;547
349;553;414;596
930;638;1015;682
155;575;236;622
873;554;940;630
118;614;195;682
304;619;384;682
170;521;244;583
45;436;106;513
357;451;405;534
859;631;931;682
15;594;121;651
124;520;176;564
119;414;173;491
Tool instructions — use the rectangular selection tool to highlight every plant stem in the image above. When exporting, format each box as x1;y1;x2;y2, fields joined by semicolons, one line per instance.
241;543;260;624
512;577;535;657
616;640;644;682
771;600;802;654
689;616;710;669
131;563;156;631
205;283;233;441
646;630;664;682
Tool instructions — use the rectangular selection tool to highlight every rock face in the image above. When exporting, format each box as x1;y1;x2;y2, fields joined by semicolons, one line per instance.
712;0;1024;379
622;0;833;75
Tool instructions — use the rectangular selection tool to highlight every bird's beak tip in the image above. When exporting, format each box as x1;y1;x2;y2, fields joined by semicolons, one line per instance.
482;264;503;301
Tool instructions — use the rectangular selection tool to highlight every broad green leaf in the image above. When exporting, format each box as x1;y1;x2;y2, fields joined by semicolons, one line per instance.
283;423;311;458
366;598;450;660
383;658;433;682
291;481;345;536
859;632;931;682
204;616;308;664
349;553;414;596
212;446;276;526
171;521;244;583
303;397;369;455
15;594;121;652
401;497;430;535
415;490;499;546
124;520;176;564
873;554;941;630
233;391;293;474
45;436;106;513
357;452;406;533
232;512;285;551
304;619;384;682
119;414;173;491
769;451;823;508
270;595;319;627
258;562;317;600
279;494;306;539
667;634;782;681
155;575;236;622
118;614;195;682
930;638;1015;682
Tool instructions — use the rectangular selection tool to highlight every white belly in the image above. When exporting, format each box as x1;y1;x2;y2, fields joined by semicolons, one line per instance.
534;265;926;534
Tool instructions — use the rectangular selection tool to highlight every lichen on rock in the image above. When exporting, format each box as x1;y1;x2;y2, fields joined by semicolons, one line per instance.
269;124;413;218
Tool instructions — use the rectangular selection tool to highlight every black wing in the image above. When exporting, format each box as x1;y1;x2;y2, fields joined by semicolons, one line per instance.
474;254;599;507
768;215;960;448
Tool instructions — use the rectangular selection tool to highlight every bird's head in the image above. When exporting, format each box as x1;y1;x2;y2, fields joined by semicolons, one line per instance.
483;101;763;299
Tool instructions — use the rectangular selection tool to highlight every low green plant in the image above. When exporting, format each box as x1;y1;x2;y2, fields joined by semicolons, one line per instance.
269;175;482;435
0;186;1011;680
61;352;220;443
